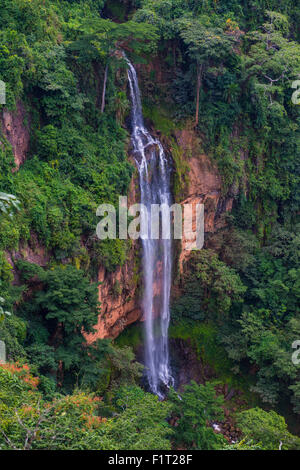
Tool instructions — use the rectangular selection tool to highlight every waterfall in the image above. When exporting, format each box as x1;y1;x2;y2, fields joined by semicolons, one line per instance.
126;56;173;397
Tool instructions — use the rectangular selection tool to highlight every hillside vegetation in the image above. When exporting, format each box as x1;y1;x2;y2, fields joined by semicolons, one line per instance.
0;0;300;450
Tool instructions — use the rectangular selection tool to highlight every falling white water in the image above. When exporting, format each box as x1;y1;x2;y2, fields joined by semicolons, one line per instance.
125;56;173;397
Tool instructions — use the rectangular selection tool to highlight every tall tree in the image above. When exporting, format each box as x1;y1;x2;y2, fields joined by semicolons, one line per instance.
179;18;238;125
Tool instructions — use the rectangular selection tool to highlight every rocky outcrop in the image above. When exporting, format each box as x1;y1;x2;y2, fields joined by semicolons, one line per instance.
86;175;142;341
1;101;30;169
6;233;51;287
174;128;233;269
86;247;141;342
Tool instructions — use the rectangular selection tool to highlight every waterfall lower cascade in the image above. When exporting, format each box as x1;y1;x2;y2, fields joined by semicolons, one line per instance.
126;57;174;398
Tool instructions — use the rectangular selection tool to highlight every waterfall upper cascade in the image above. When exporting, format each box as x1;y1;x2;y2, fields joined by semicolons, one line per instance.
126;56;174;397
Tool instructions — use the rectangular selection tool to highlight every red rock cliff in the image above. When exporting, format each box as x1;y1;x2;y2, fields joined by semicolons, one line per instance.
1;101;30;169
174;128;233;269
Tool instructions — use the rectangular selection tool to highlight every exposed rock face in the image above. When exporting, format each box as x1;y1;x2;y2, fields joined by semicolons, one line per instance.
136;56;166;87
86;176;142;342
1;101;30;169
86;248;141;342
6;233;51;287
174;129;232;269
19;232;51;266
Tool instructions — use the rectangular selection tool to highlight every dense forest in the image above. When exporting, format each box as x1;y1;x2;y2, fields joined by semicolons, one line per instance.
0;0;300;451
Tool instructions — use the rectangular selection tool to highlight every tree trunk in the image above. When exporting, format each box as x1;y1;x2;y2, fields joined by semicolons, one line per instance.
101;63;108;113
195;63;203;127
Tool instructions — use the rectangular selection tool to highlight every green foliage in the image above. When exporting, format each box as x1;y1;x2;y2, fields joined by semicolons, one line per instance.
106;346;143;390
173;250;246;323
143;104;176;136
108;385;173;450
137;2;300;230
16;261;111;390
24;264;99;335
178;15;238;66
169;138;189;200
95;238;129;272
0;192;20;217
237;407;300;450
0;252;13;288
223;439;264;450
0;365;172;450
0;191;21;251
0;364;113;450
115;321;144;350
1;0;300;450
0;314;26;362
0;30;26;108
169;381;226;450
0;142;15;190
220;225;300;408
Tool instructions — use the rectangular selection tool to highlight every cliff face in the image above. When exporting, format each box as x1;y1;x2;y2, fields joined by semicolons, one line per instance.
86;175;142;341
86;245;141;342
1;101;30;170
174;129;233;269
